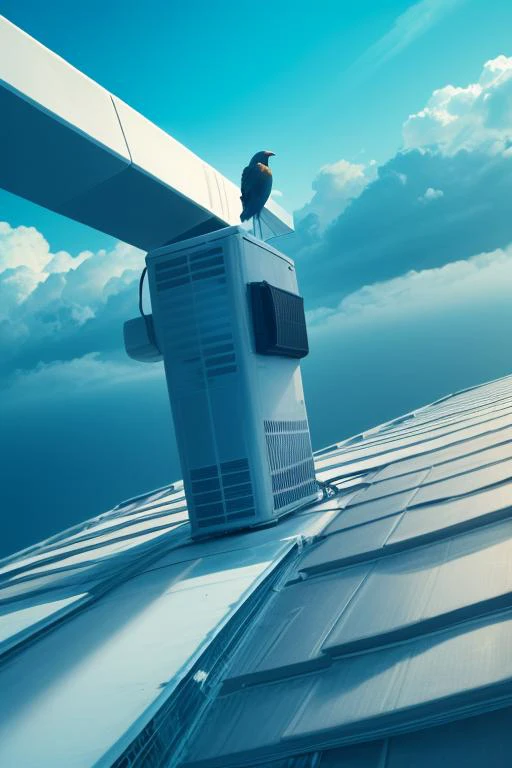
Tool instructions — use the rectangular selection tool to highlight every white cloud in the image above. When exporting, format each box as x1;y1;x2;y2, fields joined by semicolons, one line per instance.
295;159;377;228
0;221;52;274
0;221;143;316
3;352;161;403
290;51;512;305
348;0;466;80
307;243;512;329
0;222;144;365
46;249;91;274
419;187;444;202
403;54;512;154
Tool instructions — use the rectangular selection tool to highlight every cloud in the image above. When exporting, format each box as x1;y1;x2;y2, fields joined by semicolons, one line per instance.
348;0;465;80
5;51;512;405
295;159;377;228
0;222;145;375
418;186;444;202
3;352;161;404
284;146;512;306
278;53;512;311
0;221;52;274
279;55;512;308
403;54;512;154
307;243;512;329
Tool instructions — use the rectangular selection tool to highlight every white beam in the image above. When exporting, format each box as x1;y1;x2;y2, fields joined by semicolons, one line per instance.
0;16;293;249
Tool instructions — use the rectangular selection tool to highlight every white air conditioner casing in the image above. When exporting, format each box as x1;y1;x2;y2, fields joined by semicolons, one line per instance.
147;226;318;537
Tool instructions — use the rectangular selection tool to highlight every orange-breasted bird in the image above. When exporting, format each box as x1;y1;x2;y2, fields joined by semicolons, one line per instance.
240;150;275;237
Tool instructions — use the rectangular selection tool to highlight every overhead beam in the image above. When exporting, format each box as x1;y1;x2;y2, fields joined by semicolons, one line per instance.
0;16;293;250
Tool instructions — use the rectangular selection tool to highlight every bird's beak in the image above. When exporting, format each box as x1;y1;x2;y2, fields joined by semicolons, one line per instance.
266;151;276;157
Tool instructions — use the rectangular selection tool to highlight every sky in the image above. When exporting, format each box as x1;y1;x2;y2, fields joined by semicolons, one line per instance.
2;0;512;556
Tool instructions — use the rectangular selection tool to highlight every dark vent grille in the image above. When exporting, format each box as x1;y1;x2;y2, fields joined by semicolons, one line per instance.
264;420;317;510
250;282;309;359
190;459;255;529
154;246;237;379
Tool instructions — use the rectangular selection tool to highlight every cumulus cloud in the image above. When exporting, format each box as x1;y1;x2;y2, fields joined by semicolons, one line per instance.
0;221;52;275
418;186;444;202
295;159;377;228
307;243;512;329
284;146;512;306
282;55;512;307
0;222;145;375
5;51;512;403
403;54;512;154
280;53;512;310
3;352;161;404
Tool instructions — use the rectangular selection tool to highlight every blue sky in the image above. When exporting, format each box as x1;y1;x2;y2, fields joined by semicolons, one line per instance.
2;0;512;556
2;0;512;250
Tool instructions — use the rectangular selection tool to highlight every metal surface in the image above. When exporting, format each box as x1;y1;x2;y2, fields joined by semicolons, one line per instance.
184;374;512;767
2;372;512;765
0;16;293;249
0;478;335;767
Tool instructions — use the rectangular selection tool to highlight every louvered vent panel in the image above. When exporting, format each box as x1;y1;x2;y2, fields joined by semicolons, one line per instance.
250;282;309;359
155;247;237;379
264;420;317;510
190;459;255;529
272;287;309;356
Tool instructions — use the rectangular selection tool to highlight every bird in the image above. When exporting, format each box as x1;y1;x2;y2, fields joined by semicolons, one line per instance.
240;150;275;238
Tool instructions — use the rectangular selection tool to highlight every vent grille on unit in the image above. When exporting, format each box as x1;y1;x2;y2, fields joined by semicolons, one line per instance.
272;287;309;357
154;246;237;380
190;459;256;529
250;282;309;359
264;420;317;510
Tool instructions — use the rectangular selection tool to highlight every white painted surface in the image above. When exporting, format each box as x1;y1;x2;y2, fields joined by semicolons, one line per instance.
0;594;86;646
0;16;293;247
0;539;292;767
0;16;129;161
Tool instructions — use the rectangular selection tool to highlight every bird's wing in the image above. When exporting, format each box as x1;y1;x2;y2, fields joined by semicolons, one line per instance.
240;163;273;220
240;165;254;201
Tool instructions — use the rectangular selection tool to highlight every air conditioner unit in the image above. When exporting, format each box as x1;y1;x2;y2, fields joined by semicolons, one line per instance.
145;226;319;537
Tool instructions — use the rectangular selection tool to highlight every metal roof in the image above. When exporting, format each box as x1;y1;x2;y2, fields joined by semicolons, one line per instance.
1;374;512;766
0;16;293;248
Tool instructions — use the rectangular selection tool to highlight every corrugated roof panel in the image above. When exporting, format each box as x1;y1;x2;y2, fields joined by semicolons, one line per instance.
347;469;430;506
410;457;512;506
334;398;512;454
186;611;512;766
315;405;512;469
321;490;414;533
0;566;101;605
3;526;176;579
297;514;402;574
389;481;512;545
287;704;512;768
0;593;87;652
183;374;512;768
223;565;370;687
3;373;512;766
323;518;512;654
315;410;512;481
0;519;184;578
0;540;294;768
60;507;189;545
426;441;512;482
384;705;512;768
374;428;512;481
